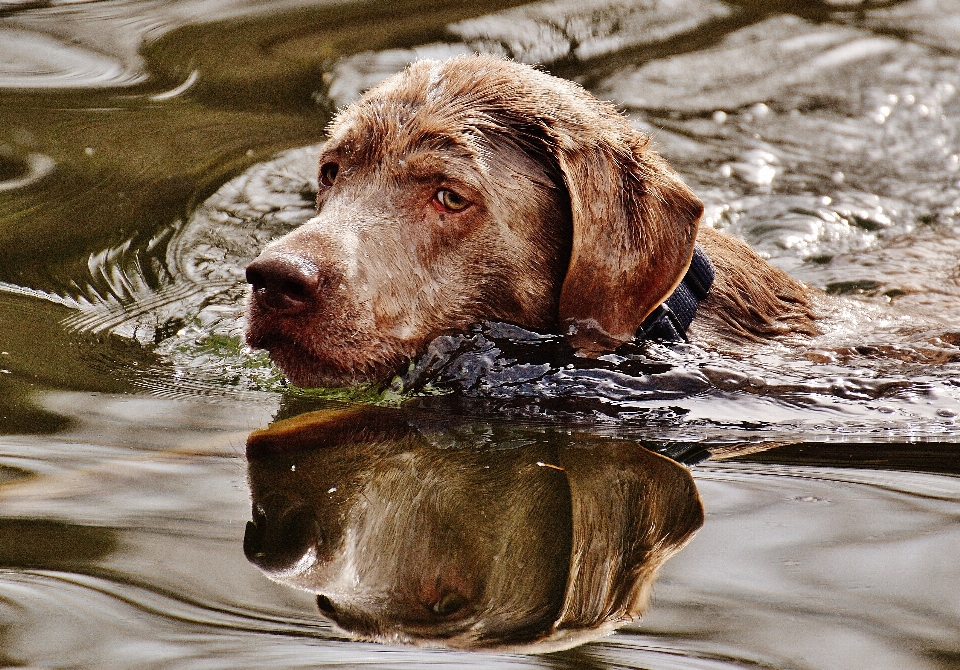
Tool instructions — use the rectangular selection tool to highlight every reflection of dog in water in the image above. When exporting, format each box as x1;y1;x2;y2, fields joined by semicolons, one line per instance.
243;406;703;651
245;54;817;388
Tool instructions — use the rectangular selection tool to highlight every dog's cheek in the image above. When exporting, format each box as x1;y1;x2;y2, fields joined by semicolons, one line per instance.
429;207;484;254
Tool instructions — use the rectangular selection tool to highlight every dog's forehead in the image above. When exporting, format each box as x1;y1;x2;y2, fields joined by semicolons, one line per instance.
326;59;533;165
318;57;571;199
329;103;483;170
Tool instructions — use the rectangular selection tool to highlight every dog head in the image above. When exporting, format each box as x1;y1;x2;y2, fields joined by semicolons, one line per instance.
245;55;702;387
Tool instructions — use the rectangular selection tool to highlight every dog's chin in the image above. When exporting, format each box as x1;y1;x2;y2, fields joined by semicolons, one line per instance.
247;330;404;389
274;359;349;389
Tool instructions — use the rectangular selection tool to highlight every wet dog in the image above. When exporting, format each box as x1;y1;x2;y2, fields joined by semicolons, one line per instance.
245;55;817;387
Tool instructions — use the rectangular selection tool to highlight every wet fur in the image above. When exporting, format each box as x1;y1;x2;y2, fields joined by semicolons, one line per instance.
692;226;820;344
246;55;818;386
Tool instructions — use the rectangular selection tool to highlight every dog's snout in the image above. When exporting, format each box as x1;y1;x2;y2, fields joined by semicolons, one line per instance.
244;499;320;573
246;252;321;314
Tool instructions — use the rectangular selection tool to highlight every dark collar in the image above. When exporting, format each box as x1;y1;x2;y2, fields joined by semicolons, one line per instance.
636;244;714;342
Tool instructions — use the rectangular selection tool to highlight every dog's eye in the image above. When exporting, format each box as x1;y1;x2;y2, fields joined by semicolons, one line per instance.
319;162;339;187
435;189;470;212
431;591;468;617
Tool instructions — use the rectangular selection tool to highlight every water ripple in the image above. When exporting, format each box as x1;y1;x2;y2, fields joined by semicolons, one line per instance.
0;28;144;89
598;15;901;113
449;0;731;64
0;151;55;191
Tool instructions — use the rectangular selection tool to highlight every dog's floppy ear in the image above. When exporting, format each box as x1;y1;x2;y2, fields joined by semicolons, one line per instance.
542;106;703;350
555;438;704;630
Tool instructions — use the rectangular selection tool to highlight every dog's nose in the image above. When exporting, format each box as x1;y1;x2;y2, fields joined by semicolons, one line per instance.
246;252;320;314
243;498;320;573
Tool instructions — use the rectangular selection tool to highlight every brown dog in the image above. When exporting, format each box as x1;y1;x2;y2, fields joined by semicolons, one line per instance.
245;55;818;387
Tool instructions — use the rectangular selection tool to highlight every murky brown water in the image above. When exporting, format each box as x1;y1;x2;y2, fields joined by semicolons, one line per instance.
1;0;959;668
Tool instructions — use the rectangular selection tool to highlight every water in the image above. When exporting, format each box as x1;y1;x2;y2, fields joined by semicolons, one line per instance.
1;0;959;667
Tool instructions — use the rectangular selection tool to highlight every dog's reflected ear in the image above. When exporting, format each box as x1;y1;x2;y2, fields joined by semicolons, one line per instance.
540;99;703;349
556;439;704;629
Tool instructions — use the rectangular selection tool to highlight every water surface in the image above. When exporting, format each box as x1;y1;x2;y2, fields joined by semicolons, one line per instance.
1;0;959;668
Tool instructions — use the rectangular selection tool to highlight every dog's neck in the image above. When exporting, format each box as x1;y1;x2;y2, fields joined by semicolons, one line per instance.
635;245;714;342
